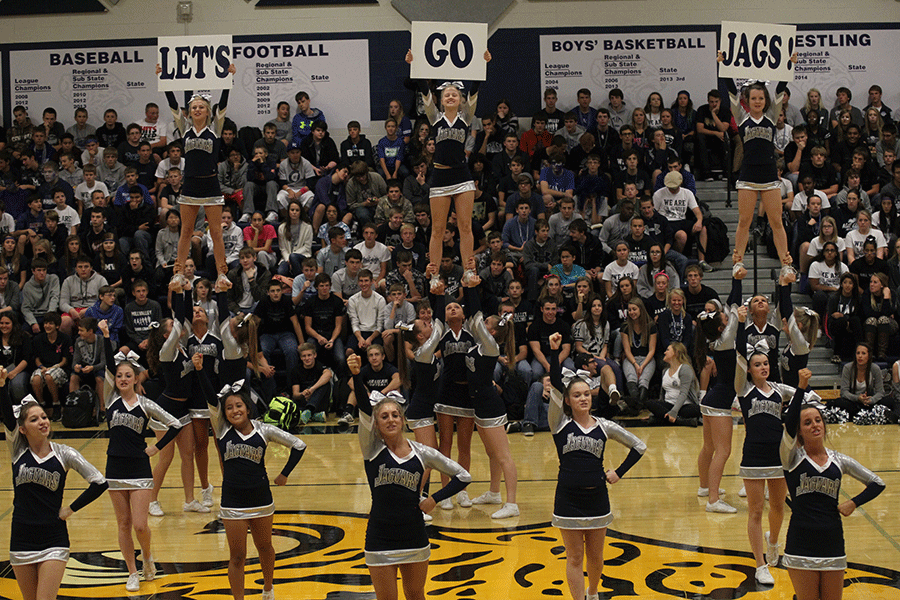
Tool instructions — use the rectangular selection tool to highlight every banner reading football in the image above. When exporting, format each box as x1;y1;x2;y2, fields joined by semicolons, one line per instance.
539;31;718;113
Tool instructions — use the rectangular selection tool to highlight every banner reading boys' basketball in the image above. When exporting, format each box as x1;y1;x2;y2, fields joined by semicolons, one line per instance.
157;35;233;92
718;21;796;81
410;22;488;81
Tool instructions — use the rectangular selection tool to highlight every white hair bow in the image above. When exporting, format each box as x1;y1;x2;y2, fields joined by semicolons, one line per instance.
114;350;142;370
800;307;817;317
561;368;599;389
218;380;246;398
148;321;160;329
748;339;770;355
12;395;39;419
498;312;512;327
698;311;716;321
369;390;406;406
189;93;212;103
436;80;465;91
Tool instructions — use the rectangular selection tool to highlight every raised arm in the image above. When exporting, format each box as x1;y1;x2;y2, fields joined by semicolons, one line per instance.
350;353;382;460
546;333;567;433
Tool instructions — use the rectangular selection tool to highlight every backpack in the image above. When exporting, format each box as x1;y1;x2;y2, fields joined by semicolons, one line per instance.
62;386;97;429
263;396;299;431
701;216;730;264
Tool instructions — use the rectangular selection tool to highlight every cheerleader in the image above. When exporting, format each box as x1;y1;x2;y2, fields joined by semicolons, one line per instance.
777;272;818;388
718;51;798;280
405;48;492;288
199;363;305;600
733;310;814;585
97;319;182;592
743;292;781;383
0;367;108;600
185;288;224;508
460;266;519;519
781;368;885;600
157;71;236;291
545;332;646;600
695;274;744;512
146;280;208;516
347;353;471;600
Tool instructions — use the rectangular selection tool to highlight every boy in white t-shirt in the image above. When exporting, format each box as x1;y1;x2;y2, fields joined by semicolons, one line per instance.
790;175;831;220
74;164;109;212
0;201;15;237
52;189;81;234
354;222;391;286
154;141;185;196
651;171;710;270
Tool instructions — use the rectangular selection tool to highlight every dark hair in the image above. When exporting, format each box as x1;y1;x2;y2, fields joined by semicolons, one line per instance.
44;311;62;327
694;309;724;371
344;248;363;262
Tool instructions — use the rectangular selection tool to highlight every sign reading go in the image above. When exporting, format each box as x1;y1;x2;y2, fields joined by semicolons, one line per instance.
410;21;488;81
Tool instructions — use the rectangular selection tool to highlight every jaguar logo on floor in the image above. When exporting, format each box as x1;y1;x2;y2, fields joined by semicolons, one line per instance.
0;510;897;599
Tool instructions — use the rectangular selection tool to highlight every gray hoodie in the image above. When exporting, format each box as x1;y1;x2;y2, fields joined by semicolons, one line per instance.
60;271;108;313
217;157;248;194
22;274;61;326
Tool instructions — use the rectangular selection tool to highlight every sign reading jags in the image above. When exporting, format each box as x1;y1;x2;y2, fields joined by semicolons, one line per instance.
410;21;488;81
718;21;797;81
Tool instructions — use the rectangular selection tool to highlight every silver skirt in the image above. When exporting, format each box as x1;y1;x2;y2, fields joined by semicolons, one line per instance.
365;544;430;567
430;180;476;198
739;466;784;479
180;194;224;206
433;403;475;418
219;502;275;521
107;478;154;490
190;408;211;419
475;414;508;429
10;547;69;565
783;553;847;571
149;413;192;431
701;405;733;417
408;416;435;430
552;511;613;530
736;180;780;191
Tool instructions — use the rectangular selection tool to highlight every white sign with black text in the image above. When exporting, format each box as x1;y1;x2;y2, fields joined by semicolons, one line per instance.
157;35;233;92
718;22;796;82
410;21;488;81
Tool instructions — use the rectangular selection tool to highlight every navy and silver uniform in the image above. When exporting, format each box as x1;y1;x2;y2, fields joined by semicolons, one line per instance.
780;388;884;570
2;386;107;565
462;286;508;428
152;292;193;429
185;296;224;419
778;283;811;388
355;380;470;566
407;320;442;430
700;278;742;416
181;126;223;203
419;81;480;196
436;302;476;417
205;376;306;521
725;78;787;189
742;320;780;384
102;336;182;489
546;351;645;529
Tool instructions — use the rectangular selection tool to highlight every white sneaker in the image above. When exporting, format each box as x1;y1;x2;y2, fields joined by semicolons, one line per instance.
126;572;140;592
183;499;211;513
429;273;441;291
201;485;214;508
491;503;520;519
266;211;280;223
586;594;600;600
706;499;737;513
471;491;502;505
461;269;476;285
148;501;164;517
142;555;157;581
422;511;433;523
697;487;725;497
739;486;747;497
457;491;472;508
216;273;231;290
608;384;621;404
261;588;275;600
755;564;774;585
438;498;453;510
765;532;780;567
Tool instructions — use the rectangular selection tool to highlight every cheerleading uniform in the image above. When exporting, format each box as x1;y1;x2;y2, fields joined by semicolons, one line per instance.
167;91;228;206
780;387;884;570
185;291;224;419
700;278;742;417
151;291;193;431
355;376;471;566
435;296;475;418
407;319;441;430
778;283;811;388
742;320;780;384
203;372;306;521
462;286;508;428
725;78;788;191
102;335;182;490
2;386;107;566
418;80;480;197
547;349;645;529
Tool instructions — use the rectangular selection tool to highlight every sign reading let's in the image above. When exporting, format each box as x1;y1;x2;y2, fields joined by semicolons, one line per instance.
158;34;233;91
410;22;488;81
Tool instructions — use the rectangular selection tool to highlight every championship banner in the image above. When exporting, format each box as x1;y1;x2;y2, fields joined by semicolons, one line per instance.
157;35;233;92
8;43;155;125
718;22;796;81
410;21;488;81
538;31;717;111
228;38;371;132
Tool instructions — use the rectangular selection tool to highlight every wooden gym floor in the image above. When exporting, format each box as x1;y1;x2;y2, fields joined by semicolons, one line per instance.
0;418;897;599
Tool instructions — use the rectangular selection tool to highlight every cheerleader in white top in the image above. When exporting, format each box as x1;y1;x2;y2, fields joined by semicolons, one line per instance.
781;368;885;600
98;319;183;592
198;366;306;600
717;51;798;280
546;333;646;600
347;353;471;600
0;367;108;600
405;48;491;288
157;64;237;291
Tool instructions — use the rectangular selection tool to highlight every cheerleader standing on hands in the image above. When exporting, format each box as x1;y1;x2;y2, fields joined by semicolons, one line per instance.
0;367;108;600
781;368;885;600
545;332;646;600
405;48;491;289
98;319;183;592
348;353;471;600
777;272;818;388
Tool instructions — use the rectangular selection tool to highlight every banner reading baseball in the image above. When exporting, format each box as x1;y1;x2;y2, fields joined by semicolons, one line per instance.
157;35;233;92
